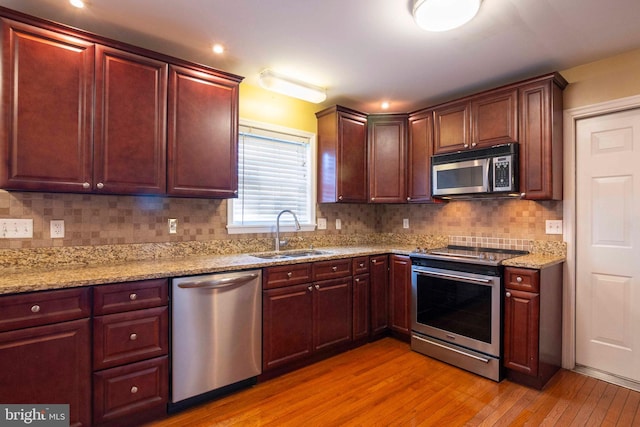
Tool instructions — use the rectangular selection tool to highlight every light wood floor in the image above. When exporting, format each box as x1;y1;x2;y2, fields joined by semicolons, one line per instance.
146;338;640;426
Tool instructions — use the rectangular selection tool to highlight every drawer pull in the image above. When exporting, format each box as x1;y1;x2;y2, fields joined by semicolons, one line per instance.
130;386;138;394
129;293;138;301
307;286;313;292
287;272;293;278
315;284;320;290
31;304;41;313
129;333;138;341
355;278;360;283
371;259;377;264
332;266;338;272
506;292;512;298
359;263;364;268
516;276;523;283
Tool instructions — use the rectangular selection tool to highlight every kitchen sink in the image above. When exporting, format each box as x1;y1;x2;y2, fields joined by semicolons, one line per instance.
250;249;331;259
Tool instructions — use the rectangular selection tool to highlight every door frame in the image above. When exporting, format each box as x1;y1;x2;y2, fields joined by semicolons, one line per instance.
562;93;640;369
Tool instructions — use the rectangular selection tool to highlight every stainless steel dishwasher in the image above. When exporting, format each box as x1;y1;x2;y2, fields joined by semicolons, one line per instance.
170;269;262;411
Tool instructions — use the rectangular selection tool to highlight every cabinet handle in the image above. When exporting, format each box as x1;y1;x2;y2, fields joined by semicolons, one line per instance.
464;144;469;148
332;266;338;272
307;286;313;292
338;195;343;201
96;182;104;189
371;197;375;201
31;304;40;313
472;142;477;147
506;292;512;298
82;182;90;189
359;263;364;268
371;259;377;264
407;197;411;201
129;293;138;301
287;272;293;278
355;278;360;283
315;284;320;290
516;276;523;283
130;386;138;394
129;333;138;341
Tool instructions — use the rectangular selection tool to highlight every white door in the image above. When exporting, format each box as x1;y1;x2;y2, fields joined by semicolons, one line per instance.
575;108;640;382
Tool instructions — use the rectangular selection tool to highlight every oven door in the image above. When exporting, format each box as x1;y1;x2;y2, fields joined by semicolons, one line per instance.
432;158;490;196
411;265;501;357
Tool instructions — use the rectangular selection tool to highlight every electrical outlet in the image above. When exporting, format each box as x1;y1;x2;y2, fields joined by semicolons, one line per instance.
317;218;327;230
50;220;65;238
335;218;342;230
168;218;178;234
545;220;563;235
0;219;33;238
403;218;409;229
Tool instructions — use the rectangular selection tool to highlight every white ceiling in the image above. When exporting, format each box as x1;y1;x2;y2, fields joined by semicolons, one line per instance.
2;0;640;113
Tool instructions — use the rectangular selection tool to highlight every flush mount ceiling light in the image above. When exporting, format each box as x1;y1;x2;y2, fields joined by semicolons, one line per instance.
258;69;326;104
69;0;85;8
413;0;482;32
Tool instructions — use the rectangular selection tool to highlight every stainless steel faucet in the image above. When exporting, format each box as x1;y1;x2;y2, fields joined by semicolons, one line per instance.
275;209;301;251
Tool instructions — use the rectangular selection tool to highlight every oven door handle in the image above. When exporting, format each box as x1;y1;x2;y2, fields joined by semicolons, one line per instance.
414;269;492;284
412;335;490;364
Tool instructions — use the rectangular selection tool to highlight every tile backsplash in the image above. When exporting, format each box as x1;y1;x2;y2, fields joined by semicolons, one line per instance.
0;190;562;249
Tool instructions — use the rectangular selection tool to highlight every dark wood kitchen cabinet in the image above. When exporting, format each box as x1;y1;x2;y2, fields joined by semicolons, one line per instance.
433;88;517;155
167;65;240;198
352;257;370;342
368;114;408;203
370;255;389;337
92;279;169;426
503;264;563;389
389;254;411;340
316;105;368;203
407;109;435;202
0;288;91;427
518;73;567;200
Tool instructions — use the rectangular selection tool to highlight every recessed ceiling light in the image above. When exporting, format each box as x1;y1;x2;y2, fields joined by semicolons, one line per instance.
69;0;85;8
381;102;390;110
212;44;224;54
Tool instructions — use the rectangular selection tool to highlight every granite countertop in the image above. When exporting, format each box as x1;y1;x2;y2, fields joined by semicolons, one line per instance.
0;244;565;296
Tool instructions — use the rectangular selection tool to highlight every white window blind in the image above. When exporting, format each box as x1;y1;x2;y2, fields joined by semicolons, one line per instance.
228;120;315;233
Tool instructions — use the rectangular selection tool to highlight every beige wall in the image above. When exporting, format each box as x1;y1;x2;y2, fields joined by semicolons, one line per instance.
3;48;640;250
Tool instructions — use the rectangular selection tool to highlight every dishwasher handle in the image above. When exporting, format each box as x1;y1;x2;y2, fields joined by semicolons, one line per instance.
177;273;259;290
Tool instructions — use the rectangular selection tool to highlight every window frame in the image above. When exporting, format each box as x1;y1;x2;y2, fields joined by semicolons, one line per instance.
226;118;317;235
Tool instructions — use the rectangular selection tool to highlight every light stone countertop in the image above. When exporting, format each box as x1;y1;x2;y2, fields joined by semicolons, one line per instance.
0;245;565;295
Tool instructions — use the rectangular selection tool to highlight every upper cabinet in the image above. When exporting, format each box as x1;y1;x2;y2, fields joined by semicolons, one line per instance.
0;11;242;198
518;74;567;200
407;109;434;203
433;88;518;154
316;106;368;203
368;114;407;203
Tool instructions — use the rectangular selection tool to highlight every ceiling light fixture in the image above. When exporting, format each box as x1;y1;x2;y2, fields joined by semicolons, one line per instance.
69;0;85;8
212;44;224;54
413;0;482;32
258;69;326;104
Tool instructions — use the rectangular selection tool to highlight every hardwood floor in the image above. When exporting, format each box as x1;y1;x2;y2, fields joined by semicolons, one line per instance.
146;338;640;426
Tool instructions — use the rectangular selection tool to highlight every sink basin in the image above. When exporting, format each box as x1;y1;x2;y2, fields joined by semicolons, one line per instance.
250;249;331;259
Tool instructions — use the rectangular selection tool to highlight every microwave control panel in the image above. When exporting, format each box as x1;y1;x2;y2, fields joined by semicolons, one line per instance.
492;155;513;191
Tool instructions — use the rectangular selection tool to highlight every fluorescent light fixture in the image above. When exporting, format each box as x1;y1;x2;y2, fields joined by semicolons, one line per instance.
258;69;327;103
413;0;482;32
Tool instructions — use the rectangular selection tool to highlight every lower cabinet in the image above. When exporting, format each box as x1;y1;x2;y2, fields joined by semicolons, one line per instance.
503;264;563;389
389;254;412;339
369;255;389;337
0;288;92;427
352;256;371;342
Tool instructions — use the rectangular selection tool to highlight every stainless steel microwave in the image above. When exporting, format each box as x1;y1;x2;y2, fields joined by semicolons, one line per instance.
431;143;519;198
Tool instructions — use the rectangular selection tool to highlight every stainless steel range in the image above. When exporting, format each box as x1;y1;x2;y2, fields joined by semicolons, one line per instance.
410;245;527;381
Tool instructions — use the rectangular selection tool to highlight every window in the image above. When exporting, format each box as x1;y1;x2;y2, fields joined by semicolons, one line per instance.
227;119;316;234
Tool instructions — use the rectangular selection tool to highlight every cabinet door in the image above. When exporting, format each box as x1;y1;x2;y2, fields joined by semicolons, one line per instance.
262;284;313;370
389;254;411;336
433;101;470;154
94;46;168;195
504;289;540;376
368;114;407;203
370;255;389;336
314;277;352;351
471;89;518;148
407;110;434;202
518;78;563;200
0;319;91;427
337;111;368;202
352;274;370;341
167;65;240;198
0;19;94;192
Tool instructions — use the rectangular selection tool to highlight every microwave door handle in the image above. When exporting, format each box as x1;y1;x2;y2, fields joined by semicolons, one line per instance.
485;158;492;192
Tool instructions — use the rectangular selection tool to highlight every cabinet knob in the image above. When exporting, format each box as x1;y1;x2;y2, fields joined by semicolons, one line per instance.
287;272;293;278
96;182;104;189
315;284;320;290
130;386;138;394
332;266;338;272
82;182;90;189
338;195;343;201
371;259;377;264
371;197;375;201
516;276;523;283
506;292;512;298
472;142;477;147
31;304;41;313
355;278;360;283
464;144;469;148
308;286;313;292
129;293;138;301
129;333;138;341
407;197;411;201
359;263;364;268
520;193;526;198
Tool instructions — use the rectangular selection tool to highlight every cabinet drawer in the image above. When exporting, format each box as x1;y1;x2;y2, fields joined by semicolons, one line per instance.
93;356;168;425
312;258;352;281
0;287;90;332
93;278;168;315
352;257;369;275
94;307;168;370
264;263;312;289
505;267;540;293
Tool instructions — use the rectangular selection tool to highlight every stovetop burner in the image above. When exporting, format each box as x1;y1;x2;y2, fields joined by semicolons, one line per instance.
411;245;528;266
